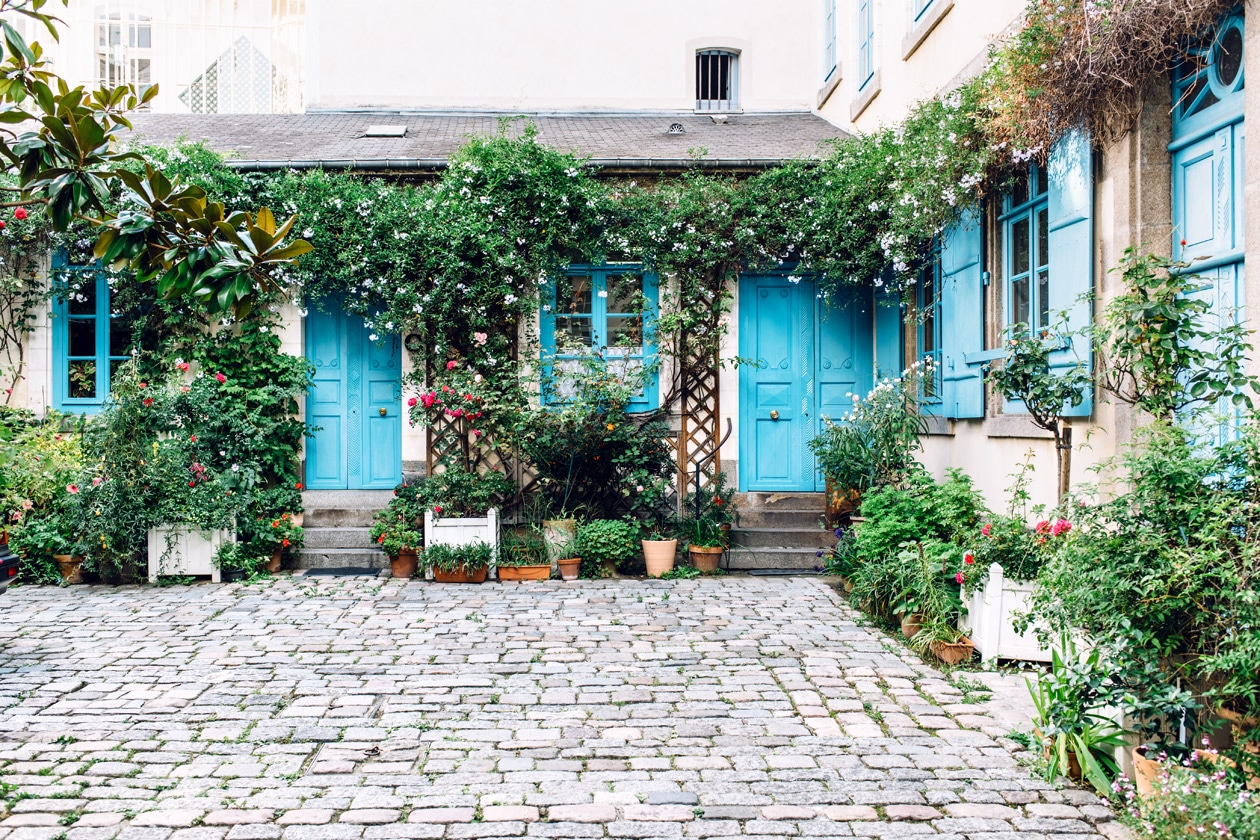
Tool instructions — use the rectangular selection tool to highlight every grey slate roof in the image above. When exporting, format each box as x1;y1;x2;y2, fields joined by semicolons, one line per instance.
126;111;847;172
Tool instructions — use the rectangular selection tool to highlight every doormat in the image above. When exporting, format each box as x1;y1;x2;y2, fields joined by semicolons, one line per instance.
746;568;823;576
303;567;383;577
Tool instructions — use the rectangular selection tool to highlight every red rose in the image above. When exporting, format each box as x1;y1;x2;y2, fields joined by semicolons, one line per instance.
13;208;27;221
964;553;974;565
407;397;418;407
190;435;197;442
282;539;290;547
295;483;303;490
0;221;6;230
189;481;196;487
142;397;154;407
955;572;965;584
215;372;226;383
433;505;442;513
981;523;991;536
446;361;457;370
377;535;385;543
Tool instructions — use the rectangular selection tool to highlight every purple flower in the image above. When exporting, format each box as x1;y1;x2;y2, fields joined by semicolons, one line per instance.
815;550;824;558
833;527;845;538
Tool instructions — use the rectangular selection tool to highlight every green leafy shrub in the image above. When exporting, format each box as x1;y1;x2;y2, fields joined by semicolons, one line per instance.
370;491;423;558
424;466;514;519
576;519;639;578
810;361;931;495
424;541;492;574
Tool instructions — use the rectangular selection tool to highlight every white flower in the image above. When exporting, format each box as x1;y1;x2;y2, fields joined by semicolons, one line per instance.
231;464;239;472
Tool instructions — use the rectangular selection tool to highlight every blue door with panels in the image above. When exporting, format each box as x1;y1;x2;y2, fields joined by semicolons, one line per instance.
306;299;402;490
738;276;873;492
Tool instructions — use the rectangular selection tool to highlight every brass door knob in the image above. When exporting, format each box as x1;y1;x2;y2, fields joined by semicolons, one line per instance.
379;407;388;416
769;410;779;420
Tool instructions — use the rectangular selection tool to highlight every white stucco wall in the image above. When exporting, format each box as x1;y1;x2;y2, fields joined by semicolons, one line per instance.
816;0;1025;130
306;0;819;113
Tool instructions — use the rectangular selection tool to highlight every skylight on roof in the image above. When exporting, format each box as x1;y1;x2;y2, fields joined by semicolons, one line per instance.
364;125;407;137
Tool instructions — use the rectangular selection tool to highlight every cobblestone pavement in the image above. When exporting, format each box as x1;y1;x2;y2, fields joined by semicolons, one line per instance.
0;576;1124;840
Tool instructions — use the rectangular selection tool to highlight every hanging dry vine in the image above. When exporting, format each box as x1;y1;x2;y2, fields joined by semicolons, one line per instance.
984;0;1241;152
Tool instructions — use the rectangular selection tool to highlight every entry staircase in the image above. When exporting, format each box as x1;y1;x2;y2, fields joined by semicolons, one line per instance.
296;490;393;570
295;489;833;573
724;492;833;570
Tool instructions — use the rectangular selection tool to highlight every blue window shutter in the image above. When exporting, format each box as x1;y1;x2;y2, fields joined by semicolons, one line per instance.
873;287;902;381
627;272;660;413
1046;128;1094;417
940;208;984;419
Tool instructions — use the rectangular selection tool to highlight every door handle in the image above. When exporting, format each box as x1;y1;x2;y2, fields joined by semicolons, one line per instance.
769;410;779;420
379;408;388;417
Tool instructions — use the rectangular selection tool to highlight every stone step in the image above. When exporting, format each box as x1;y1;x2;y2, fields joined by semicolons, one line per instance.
725;547;824;570
733;509;824;530
302;490;393;528
304;527;375;549
296;547;389;570
727;527;834;549
739;492;826;510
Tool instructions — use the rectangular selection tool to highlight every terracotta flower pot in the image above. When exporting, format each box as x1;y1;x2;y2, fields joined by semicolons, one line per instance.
266;548;283;574
900;612;925;639
557;557;581;581
930;636;975;666
642;539;677;578
689;545;723;573
54;554;84;585
498;564;551;581
433;565;487;583
1131;746;1161;798
391;549;419;579
825;477;861;525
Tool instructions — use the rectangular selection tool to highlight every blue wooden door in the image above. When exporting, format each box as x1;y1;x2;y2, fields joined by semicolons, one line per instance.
738;276;873;492
306;301;402;490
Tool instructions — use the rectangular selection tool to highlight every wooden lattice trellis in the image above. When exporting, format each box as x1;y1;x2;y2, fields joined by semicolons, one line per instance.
675;347;721;501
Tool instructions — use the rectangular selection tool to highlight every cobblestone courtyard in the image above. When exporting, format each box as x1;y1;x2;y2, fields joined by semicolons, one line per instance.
0;576;1123;839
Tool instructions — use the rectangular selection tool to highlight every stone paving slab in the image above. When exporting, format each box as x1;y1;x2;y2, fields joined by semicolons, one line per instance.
0;576;1121;838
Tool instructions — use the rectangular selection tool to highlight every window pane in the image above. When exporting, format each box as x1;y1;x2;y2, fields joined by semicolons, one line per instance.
109;318;130;357
1037;268;1050;332
554;316;592;348
69;319;96;357
135;58;151;85
1011;217;1031;276
606;316;643;351
606;274;643;312
1037;206;1049;269
68;280;97;314
68;361;97;399
555;275;592;315
922;309;935;355
1012;277;1030;329
1035;165;1048;198
1010;174;1028;208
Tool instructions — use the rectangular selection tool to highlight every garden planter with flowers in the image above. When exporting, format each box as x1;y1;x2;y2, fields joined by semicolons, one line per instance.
147;524;231;583
959;563;1051;663
425;507;500;577
419;466;512;579
425;542;491;584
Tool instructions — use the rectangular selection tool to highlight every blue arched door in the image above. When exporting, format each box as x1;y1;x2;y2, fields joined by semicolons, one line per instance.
305;299;402;490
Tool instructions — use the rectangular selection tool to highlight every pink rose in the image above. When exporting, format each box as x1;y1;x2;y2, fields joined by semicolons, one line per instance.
407;397;418;407
446;361;457;371
474;332;487;346
215;372;227;383
981;523;991;536
955;572;965;584
1050;519;1072;536
66;483;79;494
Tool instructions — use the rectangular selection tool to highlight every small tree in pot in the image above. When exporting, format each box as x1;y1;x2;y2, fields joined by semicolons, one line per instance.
370;494;423;579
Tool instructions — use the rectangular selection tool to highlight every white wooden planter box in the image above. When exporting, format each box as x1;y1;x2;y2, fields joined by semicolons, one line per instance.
424;508;499;579
147;525;231;583
959;562;1051;663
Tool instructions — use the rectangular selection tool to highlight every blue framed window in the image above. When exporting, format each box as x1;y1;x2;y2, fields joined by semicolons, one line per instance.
913;0;936;21
1172;13;1244;143
541;266;659;412
917;240;942;405
857;0;875;88
50;251;130;412
823;0;837;81
1000;164;1050;335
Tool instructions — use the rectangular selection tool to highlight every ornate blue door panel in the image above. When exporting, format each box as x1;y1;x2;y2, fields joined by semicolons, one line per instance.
306;300;402;490
738;276;874;492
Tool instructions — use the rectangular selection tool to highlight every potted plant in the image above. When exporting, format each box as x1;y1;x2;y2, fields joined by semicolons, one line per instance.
14;514;83;584
577;519;638;578
554;539;582;580
422;466;512;575
680;515;725;573
498;526;551;580
641;527;678;578
926;627;976;666
425;541;491;583
370;496;422;579
259;512;303;573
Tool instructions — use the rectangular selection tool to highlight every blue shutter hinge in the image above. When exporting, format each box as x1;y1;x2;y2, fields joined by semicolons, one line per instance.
982;270;991;286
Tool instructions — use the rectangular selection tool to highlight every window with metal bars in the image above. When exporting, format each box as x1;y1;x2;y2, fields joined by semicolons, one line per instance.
696;50;739;112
